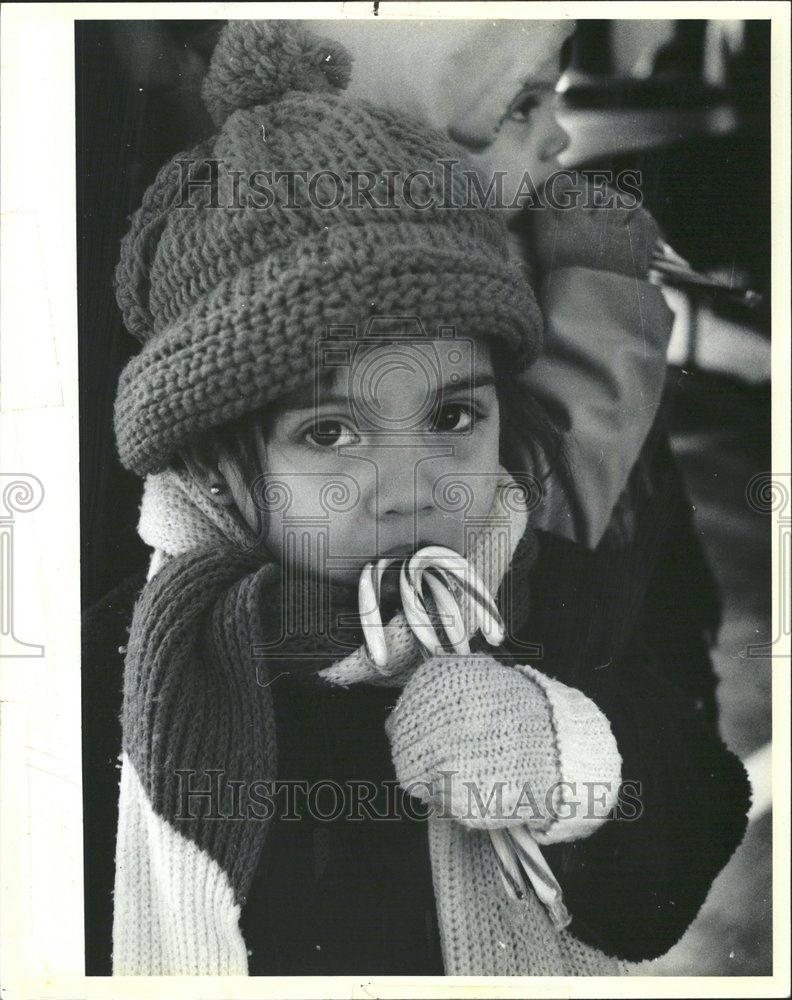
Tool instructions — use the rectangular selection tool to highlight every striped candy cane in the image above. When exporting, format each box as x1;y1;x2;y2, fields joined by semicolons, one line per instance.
359;545;571;931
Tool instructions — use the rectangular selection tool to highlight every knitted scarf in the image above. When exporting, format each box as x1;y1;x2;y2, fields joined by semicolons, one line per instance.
113;466;624;976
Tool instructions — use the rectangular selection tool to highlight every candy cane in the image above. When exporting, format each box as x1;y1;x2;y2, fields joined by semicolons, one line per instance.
404;546;505;652
357;543;570;931
357;556;399;670
424;561;505;648
422;569;470;655
397;561;447;657
358;545;506;667
507;824;571;931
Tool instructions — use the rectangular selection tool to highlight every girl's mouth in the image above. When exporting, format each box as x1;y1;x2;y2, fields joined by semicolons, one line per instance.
380;540;433;558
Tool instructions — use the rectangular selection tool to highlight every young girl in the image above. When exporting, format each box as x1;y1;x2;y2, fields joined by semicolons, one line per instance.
106;20;750;976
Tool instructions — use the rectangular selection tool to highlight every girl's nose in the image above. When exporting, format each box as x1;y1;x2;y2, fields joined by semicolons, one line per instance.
375;448;442;520
381;494;434;519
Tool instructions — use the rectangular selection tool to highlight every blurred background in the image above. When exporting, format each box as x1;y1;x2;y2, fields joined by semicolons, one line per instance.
77;18;772;976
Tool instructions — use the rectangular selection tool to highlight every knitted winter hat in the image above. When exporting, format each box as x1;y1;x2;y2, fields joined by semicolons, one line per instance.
113;19;543;476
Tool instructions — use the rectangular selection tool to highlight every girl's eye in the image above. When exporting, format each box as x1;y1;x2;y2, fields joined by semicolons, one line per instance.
432;403;474;433
304;419;359;449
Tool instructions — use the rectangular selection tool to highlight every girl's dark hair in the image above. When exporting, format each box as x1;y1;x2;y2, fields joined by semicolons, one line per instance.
173;340;577;540
491;339;577;534
170;405;272;490
496;373;570;485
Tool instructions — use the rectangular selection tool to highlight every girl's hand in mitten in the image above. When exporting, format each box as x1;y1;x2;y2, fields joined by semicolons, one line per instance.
385;653;623;839
523;170;663;279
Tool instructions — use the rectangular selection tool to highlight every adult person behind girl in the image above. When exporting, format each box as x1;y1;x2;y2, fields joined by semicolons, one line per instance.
335;15;753;965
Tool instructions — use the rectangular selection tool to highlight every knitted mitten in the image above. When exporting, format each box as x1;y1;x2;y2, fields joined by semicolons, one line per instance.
385;654;622;840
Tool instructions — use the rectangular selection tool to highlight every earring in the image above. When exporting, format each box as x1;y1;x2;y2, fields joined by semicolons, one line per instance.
209;483;224;496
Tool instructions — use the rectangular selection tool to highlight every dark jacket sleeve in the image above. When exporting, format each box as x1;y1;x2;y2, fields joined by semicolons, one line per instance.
82;571;146;975
513;401;751;962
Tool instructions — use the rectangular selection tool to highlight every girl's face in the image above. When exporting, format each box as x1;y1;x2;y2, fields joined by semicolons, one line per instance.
255;337;502;588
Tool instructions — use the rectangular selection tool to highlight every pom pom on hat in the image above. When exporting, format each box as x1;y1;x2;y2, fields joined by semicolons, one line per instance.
201;19;353;126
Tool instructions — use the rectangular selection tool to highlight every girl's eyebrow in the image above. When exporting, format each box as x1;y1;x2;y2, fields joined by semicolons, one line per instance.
287;374;497;412
440;373;497;396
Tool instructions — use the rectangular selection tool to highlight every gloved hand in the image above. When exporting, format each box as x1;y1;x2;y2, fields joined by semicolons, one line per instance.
516;170;664;280
385;653;622;836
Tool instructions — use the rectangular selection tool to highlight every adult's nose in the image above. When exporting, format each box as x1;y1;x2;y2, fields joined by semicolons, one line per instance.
538;105;571;162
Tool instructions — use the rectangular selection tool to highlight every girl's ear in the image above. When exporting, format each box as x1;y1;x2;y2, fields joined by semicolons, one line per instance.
216;450;262;532
180;441;235;505
179;427;265;536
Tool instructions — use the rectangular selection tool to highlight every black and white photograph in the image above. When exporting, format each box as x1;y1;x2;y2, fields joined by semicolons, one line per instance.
0;4;789;997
